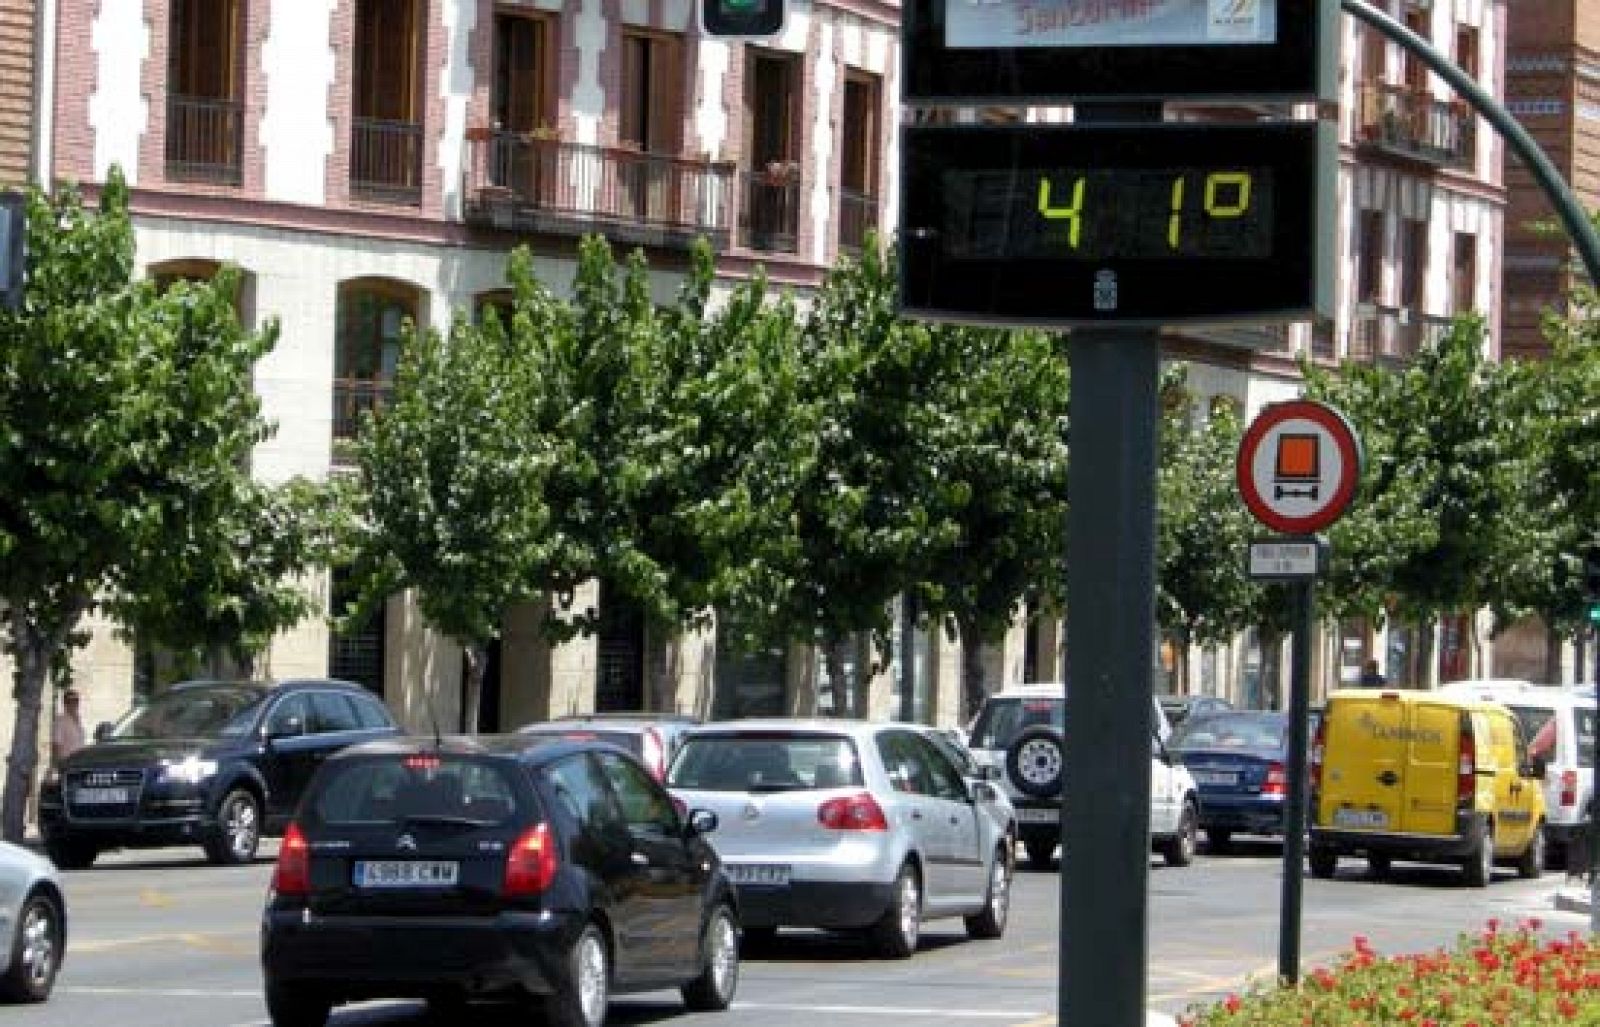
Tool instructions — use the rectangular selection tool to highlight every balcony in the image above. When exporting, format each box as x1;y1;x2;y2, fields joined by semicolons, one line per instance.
1346;304;1453;364
838;189;879;253
332;377;392;443
464;132;735;251
740;167;801;253
1355;84;1475;169
166;95;243;185
352;117;424;205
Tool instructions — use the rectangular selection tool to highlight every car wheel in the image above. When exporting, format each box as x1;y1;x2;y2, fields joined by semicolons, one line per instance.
1161;800;1198;867
204;788;261;866
1205;828;1232;854
682;904;739;1011
546;923;610;1027
1006;725;1066;800
43;838;97;871
870;864;921;958
264;980;331;1027
1462;824;1494;888
964;845;1012;939
1022;834;1056;870
0;890;63;1003
1308;846;1338;879
1518;824;1546;880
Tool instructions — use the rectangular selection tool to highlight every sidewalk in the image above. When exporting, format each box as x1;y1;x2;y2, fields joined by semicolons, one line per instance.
1554;878;1598;917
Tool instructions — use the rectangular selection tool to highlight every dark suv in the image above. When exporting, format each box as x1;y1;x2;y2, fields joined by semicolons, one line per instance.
39;679;397;869
260;734;738;1027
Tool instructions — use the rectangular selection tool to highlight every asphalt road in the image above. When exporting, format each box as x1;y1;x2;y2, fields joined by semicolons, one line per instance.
10;837;1582;1026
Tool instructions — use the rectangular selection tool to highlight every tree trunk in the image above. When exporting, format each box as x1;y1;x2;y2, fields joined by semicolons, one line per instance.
461;642;485;734
1414;618;1437;688
2;607;75;843
1259;629;1284;711
1546;624;1565;684
786;647;818;718
958;615;988;724
652;638;681;714
1466;609;1485;680
824;640;851;718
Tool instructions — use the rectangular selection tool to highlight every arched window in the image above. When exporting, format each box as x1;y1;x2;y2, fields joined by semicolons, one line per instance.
148;258;256;327
333;278;423;441
473;288;514;327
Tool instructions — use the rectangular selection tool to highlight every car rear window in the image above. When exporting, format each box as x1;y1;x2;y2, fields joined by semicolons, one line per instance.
307;755;523;826
667;734;863;792
969;698;1063;751
1511;704;1596;768
1170;712;1286;751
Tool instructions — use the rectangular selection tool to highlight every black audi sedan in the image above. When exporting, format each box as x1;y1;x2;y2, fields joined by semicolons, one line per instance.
260;733;738;1027
39;679;397;869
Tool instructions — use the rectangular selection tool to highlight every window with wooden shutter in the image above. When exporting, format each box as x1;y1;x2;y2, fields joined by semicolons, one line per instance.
620;30;684;155
494;13;552;134
167;0;244;183
839;71;881;251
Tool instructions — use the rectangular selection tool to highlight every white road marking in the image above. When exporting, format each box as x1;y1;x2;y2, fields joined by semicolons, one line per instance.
62;985;260;998
734;1001;1040;1018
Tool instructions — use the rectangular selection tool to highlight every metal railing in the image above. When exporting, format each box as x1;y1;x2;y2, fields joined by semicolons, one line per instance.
352;117;424;205
465;133;736;248
1346;304;1453;363
166;95;243;185
1355;83;1475;167
739;171;800;253
838;189;879;252
332;378;392;441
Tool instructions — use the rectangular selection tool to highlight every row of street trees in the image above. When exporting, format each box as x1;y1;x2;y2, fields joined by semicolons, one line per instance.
3;176;1598;841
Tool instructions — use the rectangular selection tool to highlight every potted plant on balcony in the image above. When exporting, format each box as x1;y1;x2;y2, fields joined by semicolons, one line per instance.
760;160;801;187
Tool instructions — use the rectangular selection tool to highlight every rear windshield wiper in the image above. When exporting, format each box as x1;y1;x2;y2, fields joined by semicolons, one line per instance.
399;813;501;828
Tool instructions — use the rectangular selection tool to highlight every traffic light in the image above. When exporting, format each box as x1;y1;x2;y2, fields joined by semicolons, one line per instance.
701;0;783;38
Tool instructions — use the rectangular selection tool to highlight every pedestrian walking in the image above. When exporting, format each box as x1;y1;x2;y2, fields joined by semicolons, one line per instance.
51;689;85;771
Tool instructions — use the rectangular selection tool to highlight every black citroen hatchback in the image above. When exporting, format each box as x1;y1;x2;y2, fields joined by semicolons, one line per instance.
260;734;738;1027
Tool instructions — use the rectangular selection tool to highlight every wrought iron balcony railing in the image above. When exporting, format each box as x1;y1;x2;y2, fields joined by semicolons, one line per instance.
1346;304;1454;363
838;189;879;253
464;133;735;250
332;377;392;442
1355;83;1475;168
166;95;243;185
352;117;424;205
739;170;801;253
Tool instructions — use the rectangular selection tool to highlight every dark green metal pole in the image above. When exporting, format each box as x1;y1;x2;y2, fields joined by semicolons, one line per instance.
1062;98;1163;1026
1279;574;1317;981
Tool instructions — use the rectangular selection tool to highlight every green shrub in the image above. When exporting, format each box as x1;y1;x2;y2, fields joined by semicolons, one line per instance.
1183;920;1600;1026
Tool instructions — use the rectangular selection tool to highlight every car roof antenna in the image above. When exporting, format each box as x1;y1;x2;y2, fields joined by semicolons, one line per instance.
423;695;443;751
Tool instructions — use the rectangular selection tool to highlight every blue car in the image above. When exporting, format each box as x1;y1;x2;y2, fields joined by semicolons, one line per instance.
1168;711;1291;852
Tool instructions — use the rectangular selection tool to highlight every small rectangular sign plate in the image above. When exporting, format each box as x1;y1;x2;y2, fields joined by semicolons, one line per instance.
1248;540;1320;579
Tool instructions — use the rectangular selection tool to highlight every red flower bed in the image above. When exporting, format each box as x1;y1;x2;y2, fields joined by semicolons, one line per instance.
1182;919;1600;1025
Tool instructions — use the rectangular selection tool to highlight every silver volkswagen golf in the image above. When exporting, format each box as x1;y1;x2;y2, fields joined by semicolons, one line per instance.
0;840;66;1003
665;720;1013;957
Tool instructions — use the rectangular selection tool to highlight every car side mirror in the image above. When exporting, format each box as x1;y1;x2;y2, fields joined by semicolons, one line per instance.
687;809;719;836
93;722;112;743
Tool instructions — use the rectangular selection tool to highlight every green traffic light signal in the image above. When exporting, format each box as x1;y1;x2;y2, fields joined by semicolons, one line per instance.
701;0;783;37
1589;603;1600;627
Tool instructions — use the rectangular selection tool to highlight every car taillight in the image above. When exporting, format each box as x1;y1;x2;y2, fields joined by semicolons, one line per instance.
817;792;888;831
1561;770;1579;808
1263;761;1287;797
642;727;666;782
1309;718;1326;793
272;822;311;898
1458;716;1476;807
504;823;558;896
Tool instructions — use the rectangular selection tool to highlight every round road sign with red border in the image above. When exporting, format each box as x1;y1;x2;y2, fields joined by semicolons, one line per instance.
1236;399;1362;535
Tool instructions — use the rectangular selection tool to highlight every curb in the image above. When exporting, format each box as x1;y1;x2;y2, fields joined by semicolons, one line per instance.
1555;887;1593;915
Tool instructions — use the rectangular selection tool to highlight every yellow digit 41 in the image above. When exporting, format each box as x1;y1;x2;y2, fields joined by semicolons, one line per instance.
1037;176;1086;249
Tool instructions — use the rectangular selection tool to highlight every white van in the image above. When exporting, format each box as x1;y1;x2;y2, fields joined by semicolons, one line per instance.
1439;679;1595;867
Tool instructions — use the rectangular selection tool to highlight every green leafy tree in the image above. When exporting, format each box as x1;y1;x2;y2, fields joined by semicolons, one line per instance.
0;173;283;840
916;325;1070;719
1156;368;1260;693
344;258;565;732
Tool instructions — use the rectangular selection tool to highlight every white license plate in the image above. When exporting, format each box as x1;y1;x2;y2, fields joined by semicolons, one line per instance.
72;787;131;804
727;863;791;886
1194;772;1239;786
354;860;460;889
1332;808;1388;829
1015;807;1059;824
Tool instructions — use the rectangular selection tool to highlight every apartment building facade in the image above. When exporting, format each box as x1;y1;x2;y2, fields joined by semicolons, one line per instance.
16;0;979;741
1502;0;1600;360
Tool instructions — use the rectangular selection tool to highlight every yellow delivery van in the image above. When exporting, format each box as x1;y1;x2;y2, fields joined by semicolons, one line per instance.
1308;688;1545;886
